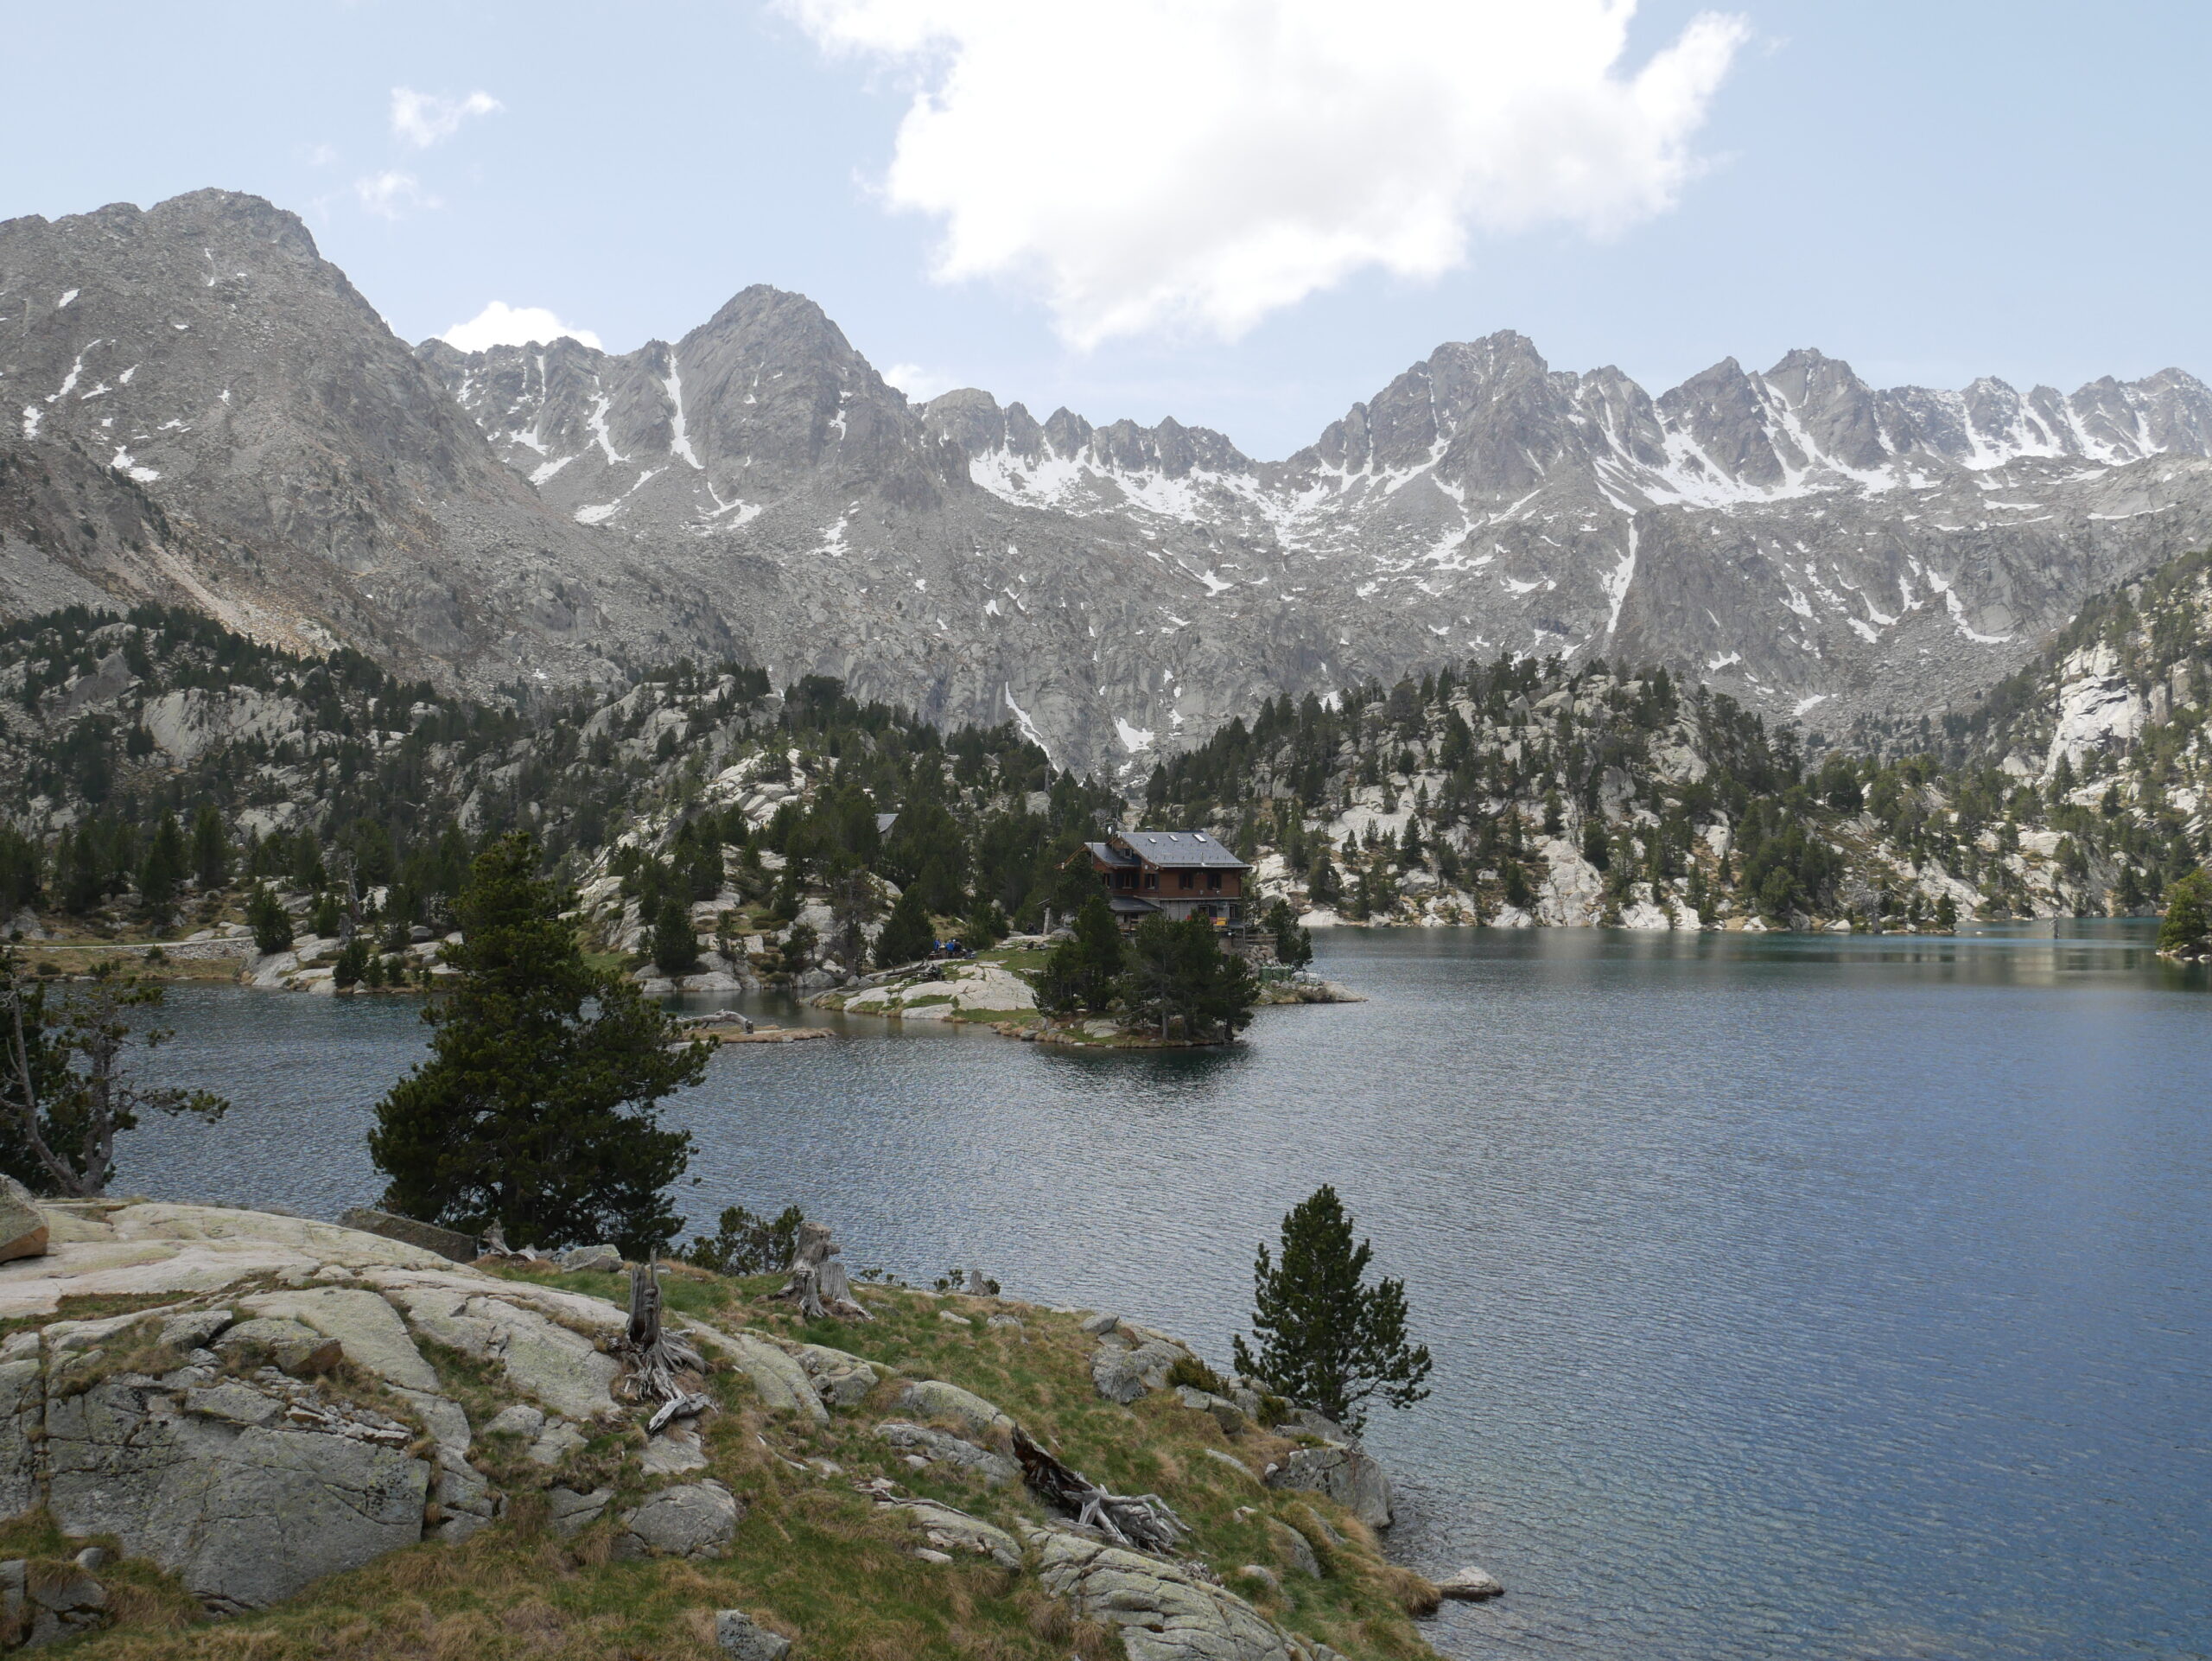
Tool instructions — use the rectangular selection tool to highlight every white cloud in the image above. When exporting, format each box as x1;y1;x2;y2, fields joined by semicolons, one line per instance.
354;170;438;220
786;0;1748;347
438;302;603;353
882;362;955;401
391;86;504;149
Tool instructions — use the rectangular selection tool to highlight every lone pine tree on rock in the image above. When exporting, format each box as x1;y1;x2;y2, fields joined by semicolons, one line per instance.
368;832;707;1257
1234;1184;1432;1435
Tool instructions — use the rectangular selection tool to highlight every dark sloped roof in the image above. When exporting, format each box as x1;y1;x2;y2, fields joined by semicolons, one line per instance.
1085;840;1141;868
1113;830;1249;870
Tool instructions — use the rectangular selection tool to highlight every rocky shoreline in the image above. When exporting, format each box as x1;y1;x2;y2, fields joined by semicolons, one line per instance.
0;1186;1497;1658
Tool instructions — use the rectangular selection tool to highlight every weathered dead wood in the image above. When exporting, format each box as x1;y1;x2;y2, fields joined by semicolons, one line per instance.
777;1220;873;1321
612;1257;708;1405
1012;1423;1189;1555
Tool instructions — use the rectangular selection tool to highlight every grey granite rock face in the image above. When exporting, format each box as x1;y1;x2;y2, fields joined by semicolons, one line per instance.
613;1479;741;1560
872;1420;1019;1485
0;1359;41;1517
0;1554;111;1645
1027;1524;1348;1661
1263;1441;1393;1530
44;1374;429;1612
212;1317;342;1376
715;1608;793;1660
897;1499;1020;1569
893;1378;1010;1437
389;1287;620;1421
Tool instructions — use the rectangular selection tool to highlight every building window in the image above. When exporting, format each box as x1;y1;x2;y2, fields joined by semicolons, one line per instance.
1179;872;1194;890
1145;873;1158;890
1206;871;1221;891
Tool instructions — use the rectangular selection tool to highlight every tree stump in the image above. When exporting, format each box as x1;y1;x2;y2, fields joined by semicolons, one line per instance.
778;1221;872;1321
613;1257;708;1404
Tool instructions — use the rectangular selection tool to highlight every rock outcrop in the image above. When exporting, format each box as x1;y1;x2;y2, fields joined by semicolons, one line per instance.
0;1181;47;1266
1029;1524;1349;1661
0;1198;724;1613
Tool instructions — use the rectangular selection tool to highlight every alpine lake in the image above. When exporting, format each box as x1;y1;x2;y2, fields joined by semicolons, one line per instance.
124;922;2210;1661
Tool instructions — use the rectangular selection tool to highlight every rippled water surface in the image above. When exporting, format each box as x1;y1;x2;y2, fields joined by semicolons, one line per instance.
126;925;2211;1661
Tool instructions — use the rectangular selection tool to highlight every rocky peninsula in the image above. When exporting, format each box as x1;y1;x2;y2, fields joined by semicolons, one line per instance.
0;1187;1488;1658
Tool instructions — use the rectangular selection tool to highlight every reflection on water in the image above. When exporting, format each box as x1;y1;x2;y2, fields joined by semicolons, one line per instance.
126;923;2210;1661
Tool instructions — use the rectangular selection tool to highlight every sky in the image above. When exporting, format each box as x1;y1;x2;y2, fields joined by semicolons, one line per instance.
2;0;2205;461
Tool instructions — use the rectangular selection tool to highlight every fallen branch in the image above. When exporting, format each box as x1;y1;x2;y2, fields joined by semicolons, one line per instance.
1012;1424;1188;1556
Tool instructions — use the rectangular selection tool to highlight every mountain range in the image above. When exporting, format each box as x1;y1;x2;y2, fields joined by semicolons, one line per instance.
8;188;2212;776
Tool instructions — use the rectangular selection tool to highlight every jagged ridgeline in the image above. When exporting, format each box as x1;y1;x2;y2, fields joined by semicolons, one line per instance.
0;601;1113;939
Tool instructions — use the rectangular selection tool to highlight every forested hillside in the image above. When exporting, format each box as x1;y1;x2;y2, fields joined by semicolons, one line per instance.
0;605;1106;978
1142;544;2212;930
4;540;2209;971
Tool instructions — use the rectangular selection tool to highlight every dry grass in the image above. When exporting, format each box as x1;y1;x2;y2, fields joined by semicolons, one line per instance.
39;1276;1440;1660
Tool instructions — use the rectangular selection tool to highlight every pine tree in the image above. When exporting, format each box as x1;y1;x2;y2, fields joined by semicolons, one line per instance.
1115;913;1255;1041
651;894;701;975
1264;898;1314;969
367;834;706;1255
245;884;294;953
1232;1185;1433;1434
138;811;184;928
189;805;229;891
874;887;936;968
2158;869;2210;958
1036;893;1127;1014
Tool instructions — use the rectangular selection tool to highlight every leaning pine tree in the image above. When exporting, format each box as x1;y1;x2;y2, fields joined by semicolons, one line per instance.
368;833;708;1257
1233;1184;1433;1435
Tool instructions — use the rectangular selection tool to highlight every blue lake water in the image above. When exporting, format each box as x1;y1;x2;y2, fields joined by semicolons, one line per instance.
123;924;2211;1661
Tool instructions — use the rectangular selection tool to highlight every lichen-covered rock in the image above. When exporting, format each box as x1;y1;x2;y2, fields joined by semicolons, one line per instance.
1027;1525;1348;1661
789;1341;881;1409
555;1244;623;1273
896;1378;1010;1437
897;1499;1020;1569
389;1288;620;1420
715;1608;793;1660
45;1373;429;1612
1437;1564;1504;1601
683;1329;829;1424
213;1317;342;1376
1090;1336;1187;1404
0;1554;110;1645
547;1484;613;1535
156;1308;234;1351
873;1421;1019;1485
0;1358;41;1516
429;1446;497;1543
613;1479;741;1559
1263;1441;1393;1529
1174;1385;1247;1435
243;1288;439;1392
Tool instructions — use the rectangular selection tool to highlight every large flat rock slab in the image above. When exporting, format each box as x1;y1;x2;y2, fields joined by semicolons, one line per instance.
0;1203;465;1318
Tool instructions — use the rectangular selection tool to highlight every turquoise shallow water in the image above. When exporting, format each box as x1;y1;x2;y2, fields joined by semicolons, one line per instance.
125;924;2210;1661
